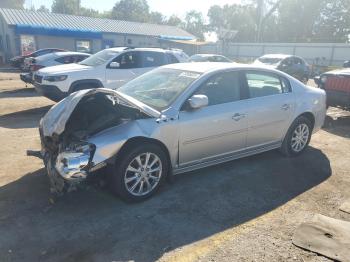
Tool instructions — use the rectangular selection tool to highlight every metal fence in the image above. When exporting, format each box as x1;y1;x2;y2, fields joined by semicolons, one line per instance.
197;42;350;67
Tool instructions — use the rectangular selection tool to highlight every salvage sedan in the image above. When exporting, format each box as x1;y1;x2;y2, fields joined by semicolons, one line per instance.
33;63;326;201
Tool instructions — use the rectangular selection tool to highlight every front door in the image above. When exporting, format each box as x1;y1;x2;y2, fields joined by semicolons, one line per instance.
178;71;249;166
243;70;295;148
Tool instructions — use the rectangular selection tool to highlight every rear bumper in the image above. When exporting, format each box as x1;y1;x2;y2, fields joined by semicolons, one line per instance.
20;73;33;84
34;84;67;102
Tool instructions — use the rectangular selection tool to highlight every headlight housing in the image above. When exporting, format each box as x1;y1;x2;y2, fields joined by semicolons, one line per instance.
44;75;68;82
55;143;95;180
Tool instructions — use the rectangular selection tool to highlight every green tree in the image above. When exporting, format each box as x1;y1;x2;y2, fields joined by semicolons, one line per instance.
166;15;183;27
184;10;206;40
148;11;165;24
111;0;150;22
51;0;80;15
313;0;350;42
37;5;50;13
0;0;24;9
208;4;257;42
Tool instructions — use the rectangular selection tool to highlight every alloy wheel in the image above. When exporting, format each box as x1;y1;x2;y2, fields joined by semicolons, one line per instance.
291;123;310;153
124;152;162;196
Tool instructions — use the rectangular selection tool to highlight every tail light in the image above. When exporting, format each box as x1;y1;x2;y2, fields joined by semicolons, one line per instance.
30;64;45;71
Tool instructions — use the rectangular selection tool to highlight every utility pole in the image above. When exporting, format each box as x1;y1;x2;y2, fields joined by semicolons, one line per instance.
256;0;264;43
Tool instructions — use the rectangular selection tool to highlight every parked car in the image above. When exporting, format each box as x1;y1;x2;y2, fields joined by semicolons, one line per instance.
33;47;189;102
33;62;326;201
343;60;350;68
189;54;233;63
254;54;310;83
20;52;91;84
10;48;66;70
314;68;350;110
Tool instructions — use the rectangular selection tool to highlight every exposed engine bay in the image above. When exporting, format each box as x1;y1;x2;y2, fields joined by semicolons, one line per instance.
37;90;151;195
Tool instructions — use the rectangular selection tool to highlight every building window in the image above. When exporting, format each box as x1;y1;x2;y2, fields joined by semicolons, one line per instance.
127;39;132;45
76;40;91;53
20;35;36;55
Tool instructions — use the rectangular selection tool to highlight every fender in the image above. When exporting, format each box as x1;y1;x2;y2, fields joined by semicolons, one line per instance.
69;79;104;93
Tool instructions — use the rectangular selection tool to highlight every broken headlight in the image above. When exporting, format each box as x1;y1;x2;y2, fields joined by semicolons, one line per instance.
55;143;95;180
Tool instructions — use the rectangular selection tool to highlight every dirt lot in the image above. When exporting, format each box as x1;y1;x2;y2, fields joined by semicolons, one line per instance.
0;71;349;262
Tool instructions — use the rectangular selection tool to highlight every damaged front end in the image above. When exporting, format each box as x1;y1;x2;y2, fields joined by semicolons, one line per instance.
31;88;158;195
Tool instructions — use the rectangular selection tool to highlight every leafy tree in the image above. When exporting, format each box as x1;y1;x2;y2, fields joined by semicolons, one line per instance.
111;0;150;22
184;10;206;40
208;4;257;42
166;15;183;27
79;7;100;17
0;0;24;9
51;0;80;15
37;5;50;13
313;0;350;42
149;11;165;24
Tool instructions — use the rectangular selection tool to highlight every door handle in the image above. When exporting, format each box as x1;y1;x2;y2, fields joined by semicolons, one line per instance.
281;104;290;110
232;113;246;121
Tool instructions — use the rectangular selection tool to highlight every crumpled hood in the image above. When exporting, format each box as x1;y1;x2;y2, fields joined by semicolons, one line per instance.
41;88;160;137
38;63;92;75
324;68;350;76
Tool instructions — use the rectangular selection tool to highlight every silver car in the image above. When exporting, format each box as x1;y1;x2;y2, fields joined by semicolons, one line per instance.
35;62;326;201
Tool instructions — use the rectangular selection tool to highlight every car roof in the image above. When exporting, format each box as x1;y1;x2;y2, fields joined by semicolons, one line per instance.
191;54;224;57
35;51;90;61
259;54;293;59
105;47;183;53
162;62;247;73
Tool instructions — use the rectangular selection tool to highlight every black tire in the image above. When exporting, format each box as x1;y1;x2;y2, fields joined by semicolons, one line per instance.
111;143;169;202
280;116;313;157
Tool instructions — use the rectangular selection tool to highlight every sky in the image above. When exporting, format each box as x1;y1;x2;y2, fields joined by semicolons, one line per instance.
24;0;240;18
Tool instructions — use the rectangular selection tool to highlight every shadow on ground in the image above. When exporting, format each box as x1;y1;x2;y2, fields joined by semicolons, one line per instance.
0;147;331;262
0;87;38;99
0;105;51;129
323;115;350;138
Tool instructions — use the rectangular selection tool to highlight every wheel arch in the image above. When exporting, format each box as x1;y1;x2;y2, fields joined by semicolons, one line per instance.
69;79;104;93
113;136;172;170
296;111;315;130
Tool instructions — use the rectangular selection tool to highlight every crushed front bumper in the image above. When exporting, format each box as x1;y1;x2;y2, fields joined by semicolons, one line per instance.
20;73;33;84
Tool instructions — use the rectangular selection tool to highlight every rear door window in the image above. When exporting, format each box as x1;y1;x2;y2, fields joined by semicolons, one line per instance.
245;71;290;98
142;51;166;67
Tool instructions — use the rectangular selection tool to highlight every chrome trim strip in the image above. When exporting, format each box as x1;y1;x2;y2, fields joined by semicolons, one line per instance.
173;141;281;175
183;128;247;145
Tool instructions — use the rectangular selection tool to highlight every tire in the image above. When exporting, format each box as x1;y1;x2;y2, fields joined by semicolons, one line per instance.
280;116;313;157
111;143;169;202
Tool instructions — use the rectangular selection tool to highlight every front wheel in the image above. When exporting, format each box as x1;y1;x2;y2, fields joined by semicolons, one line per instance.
111;143;169;202
280;116;313;157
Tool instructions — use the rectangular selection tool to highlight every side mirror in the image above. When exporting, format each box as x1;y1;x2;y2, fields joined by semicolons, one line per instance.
109;62;120;68
188;94;208;109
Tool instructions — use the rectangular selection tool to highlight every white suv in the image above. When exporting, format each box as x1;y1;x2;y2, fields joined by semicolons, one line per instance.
33;47;189;101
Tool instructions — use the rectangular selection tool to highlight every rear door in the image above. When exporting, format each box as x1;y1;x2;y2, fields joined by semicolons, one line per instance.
105;51;143;89
243;70;295;148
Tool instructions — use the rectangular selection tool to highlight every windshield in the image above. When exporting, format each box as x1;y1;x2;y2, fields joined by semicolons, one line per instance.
79;49;119;66
118;68;201;111
257;57;283;65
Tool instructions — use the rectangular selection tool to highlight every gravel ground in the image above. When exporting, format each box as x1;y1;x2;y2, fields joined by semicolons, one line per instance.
0;71;349;262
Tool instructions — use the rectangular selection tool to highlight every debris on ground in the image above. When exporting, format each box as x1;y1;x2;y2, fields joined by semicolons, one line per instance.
292;214;350;262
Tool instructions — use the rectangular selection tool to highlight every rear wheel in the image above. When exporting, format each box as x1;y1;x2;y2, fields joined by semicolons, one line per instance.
280;116;312;157
111;143;169;202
